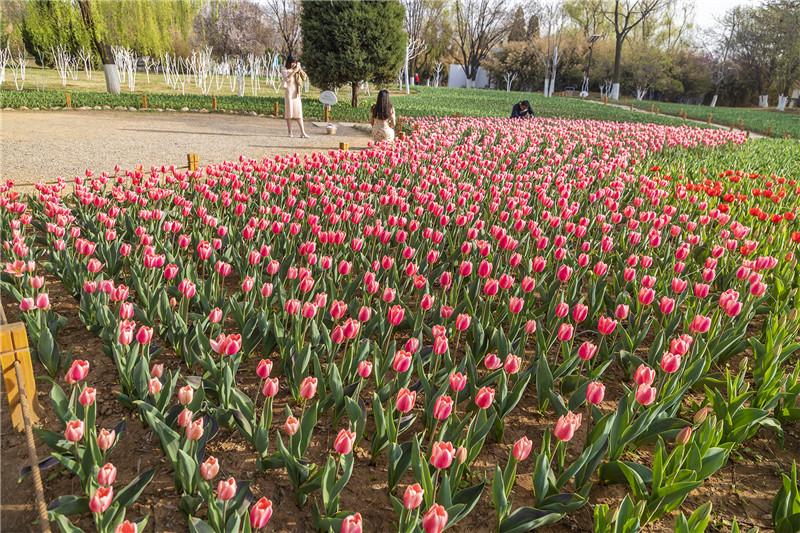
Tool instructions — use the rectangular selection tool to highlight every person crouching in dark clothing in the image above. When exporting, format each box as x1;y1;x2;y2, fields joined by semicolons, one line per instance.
511;100;534;118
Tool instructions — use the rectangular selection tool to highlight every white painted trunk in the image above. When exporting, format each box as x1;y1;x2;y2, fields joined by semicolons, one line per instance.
580;75;589;97
789;89;800;107
758;94;769;108
611;83;620;100
103;64;121;95
710;94;718;108
237;74;245;97
403;49;410;94
776;95;788;112
543;78;551;97
635;88;647;100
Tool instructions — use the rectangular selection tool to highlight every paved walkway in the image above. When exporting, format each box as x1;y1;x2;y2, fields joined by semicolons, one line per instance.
583;99;765;139
0;110;372;187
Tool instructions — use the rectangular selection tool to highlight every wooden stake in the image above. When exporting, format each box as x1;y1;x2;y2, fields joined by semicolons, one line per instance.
65;93;71;108
273;102;280;117
212;95;217;111
187;153;199;171
339;142;349;151
141;94;148;110
323;105;331;122
706;113;712;125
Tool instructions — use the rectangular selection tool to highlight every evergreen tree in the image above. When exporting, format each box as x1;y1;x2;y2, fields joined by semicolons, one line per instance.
507;6;527;42
301;0;405;107
526;14;539;39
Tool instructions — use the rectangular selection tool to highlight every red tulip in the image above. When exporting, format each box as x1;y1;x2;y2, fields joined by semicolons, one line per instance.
634;364;655;385
357;360;372;379
660;352;681;374
689;314;711;334
586;381;605;405
65;359;90;385
597;316;617;336
557;323;573;342
114;520;137;533
635;383;657;405
433;395;453;421
504;354;521;374
449;371;467;392
256;359;273;379
553;411;582;442
333;428;356;455
392;350;413;373
387;305;405;326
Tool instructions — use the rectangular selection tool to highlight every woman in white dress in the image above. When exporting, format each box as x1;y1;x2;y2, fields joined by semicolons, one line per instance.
282;56;309;138
370;90;396;142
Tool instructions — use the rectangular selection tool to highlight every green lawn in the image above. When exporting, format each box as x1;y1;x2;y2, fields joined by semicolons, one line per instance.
1;86;699;129
624;98;800;139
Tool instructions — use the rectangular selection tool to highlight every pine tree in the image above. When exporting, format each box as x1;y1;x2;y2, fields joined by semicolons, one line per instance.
508;6;527;42
301;0;406;107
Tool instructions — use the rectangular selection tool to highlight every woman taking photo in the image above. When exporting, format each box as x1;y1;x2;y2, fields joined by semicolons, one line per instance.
282;55;309;138
370;90;397;142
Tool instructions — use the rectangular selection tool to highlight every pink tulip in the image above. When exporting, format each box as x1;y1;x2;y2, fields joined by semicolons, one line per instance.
577;341;597;361
634;364;655;385
97;463;117;486
177;408;193;428
484;352;502;370
504;354;521;374
403;483;424;510
450;372;467;392
557;323;573;342
65;419;84;442
392;350;413;373
433;335;449;355
177;385;194;406
200;456;220;480
249;497;273;529
210;333;242;356
97;428;116;451
299;376;318;400
261;377;279;398
422;504;448;533
474;386;495;409
333;428;356;455
635;383;657;406
186;418;204;441
597;316;617;336
660;352;681;374
433;395;453;421
256;359;273;379
525;319;537;334
555;302;569;318
430;441;455;469
150;363;163;378
508;296;524;314
586;381;605;405
283;415;300;436
89;486;114;513
396;388;417;414
148;377;162;395
208;307;223;323
455;313;471;331
217;477;237;501
341;513;362;533
35;293;50;309
65;359;90;385
689;314;711;334
79;387;96;406
18;297;34;312
357;360;372;379
512;436;533;461
387;305;405;326
553;411;582;442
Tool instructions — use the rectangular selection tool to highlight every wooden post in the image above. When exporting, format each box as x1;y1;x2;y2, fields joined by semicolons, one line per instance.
339;142;349;151
187;153;198;171
767;126;773;137
273;101;280;117
212;95;218;111
323;104;331;122
65;93;71;108
706;113;712;125
141;94;148;110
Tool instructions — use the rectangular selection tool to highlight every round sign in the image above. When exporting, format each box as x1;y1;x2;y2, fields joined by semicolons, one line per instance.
319;90;338;106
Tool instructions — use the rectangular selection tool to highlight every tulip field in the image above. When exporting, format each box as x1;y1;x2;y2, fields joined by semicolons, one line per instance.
1;116;799;533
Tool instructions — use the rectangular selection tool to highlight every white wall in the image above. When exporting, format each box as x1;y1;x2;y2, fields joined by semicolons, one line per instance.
448;64;490;89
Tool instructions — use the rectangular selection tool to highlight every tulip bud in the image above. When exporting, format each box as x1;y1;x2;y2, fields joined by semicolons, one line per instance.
216;477;237;501
333;428;356;455
675;426;692;445
97;463;117;486
512;436;533;461
97;428;116;451
283;415;300;436
403;483;424;510
249;497;273;529
200;456;220;480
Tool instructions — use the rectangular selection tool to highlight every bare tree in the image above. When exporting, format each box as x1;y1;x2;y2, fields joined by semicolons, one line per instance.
265;0;302;56
706;8;739;107
77;0;121;94
602;0;665;99
402;0;428;93
452;0;510;87
540;1;568;97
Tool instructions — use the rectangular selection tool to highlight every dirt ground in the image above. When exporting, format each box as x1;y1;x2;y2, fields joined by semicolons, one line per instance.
0;109;372;187
2;276;798;532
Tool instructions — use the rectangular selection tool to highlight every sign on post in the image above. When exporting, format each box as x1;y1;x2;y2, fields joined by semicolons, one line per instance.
320;91;337;123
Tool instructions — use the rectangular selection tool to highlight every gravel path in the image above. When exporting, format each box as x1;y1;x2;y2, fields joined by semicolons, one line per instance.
0;110;372;187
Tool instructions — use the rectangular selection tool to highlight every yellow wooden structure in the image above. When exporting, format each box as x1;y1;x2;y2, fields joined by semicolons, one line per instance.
1;321;40;430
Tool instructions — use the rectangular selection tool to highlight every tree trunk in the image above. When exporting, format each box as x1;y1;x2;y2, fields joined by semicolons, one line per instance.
776;95;787;112
710;94;718;107
403;47;410;94
351;82;359;107
611;37;623;100
543;78;550;97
